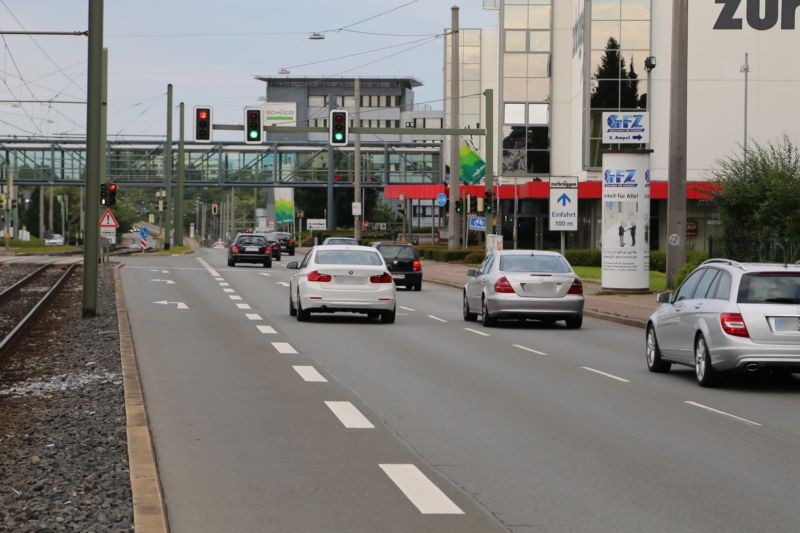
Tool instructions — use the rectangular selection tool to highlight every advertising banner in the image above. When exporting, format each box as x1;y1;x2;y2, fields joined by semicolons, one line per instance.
460;144;485;185
264;102;297;127
274;188;295;228
601;153;650;290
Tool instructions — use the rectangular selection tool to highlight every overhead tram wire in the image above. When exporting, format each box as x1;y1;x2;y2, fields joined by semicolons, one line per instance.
0;36;41;133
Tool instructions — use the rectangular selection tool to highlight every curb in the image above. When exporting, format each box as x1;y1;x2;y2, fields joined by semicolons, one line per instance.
114;265;170;532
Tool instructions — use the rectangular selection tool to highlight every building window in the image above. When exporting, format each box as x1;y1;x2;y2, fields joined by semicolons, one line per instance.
588;0;651;168
344;96;356;107
308;96;325;107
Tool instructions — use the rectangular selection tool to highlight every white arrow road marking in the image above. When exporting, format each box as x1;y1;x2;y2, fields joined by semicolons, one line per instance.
153;300;188;310
150;279;176;285
271;342;297;354
581;367;630;383
514;344;548;356
293;366;327;382
324;401;374;428
276;282;290;287
379;464;464;515
684;401;761;427
236;303;252;310
464;327;490;337
245;314;262;321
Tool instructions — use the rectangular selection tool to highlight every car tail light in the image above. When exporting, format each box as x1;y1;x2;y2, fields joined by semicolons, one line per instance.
494;276;514;294
412;260;421;272
720;313;749;338
232;245;239;254
289;239;295;246
307;271;332;283
568;278;583;295
370;272;393;284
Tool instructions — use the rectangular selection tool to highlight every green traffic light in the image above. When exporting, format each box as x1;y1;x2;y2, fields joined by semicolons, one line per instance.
249;130;259;140
334;132;344;142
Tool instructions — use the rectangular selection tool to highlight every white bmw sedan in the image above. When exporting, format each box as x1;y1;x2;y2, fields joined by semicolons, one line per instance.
287;245;397;323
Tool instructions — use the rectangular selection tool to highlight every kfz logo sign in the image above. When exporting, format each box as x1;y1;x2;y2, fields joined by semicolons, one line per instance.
604;169;638;188
606;114;645;132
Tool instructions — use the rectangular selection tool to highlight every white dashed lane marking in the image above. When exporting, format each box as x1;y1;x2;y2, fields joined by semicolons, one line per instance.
324;401;374;429
513;344;547;356
379;464;464;515
196;257;221;278
245;314;262;321
272;342;297;354
223;288;235;293
399;306;415;312
229;295;242;301
427;315;447;323
236;303;252;310
219;282;230;287
257;325;277;334
260;273;271;277
685;401;762;427
464;327;490;337
293;366;327;383
276;282;290;287
581;367;630;383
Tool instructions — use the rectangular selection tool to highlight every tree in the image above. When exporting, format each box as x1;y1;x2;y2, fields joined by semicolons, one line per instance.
590;37;640;110
711;136;800;240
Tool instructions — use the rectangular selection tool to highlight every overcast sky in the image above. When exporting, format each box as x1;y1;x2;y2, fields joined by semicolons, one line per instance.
0;0;497;140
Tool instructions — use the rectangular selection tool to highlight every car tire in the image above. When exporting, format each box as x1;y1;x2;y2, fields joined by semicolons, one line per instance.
481;297;496;327
413;281;422;291
463;292;478;322
646;325;671;373
367;311;379;320
290;251;295;256
289;292;297;317
297;294;310;322
263;261;272;268
276;255;282;261
381;307;396;324
695;335;720;387
227;259;234;267
565;315;583;329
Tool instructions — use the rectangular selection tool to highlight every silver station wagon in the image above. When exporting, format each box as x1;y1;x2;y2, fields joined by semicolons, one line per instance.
647;259;800;386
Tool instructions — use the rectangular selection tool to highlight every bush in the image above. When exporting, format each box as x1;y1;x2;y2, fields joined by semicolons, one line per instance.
649;251;666;273
563;249;601;267
464;251;485;264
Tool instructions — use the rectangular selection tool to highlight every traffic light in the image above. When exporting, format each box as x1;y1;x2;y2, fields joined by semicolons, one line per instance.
469;194;477;213
329;110;349;147
108;183;118;206
244;107;263;144
100;183;108;206
194;106;213;143
211;203;219;216
485;190;493;213
455;199;463;214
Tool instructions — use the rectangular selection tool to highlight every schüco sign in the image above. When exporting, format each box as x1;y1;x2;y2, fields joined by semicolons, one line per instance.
715;0;800;30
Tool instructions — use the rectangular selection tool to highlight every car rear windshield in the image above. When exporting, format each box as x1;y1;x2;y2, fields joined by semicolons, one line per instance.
499;254;571;273
315;250;383;266
326;238;358;245
737;272;800;304
376;245;416;260
237;236;266;246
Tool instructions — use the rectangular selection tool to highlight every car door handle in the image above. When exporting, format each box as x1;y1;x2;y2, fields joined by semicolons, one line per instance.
693;303;703;310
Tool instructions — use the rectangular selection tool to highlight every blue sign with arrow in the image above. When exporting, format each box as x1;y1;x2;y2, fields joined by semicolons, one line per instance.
557;193;572;207
140;226;149;239
435;192;448;207
468;215;487;232
549;177;578;232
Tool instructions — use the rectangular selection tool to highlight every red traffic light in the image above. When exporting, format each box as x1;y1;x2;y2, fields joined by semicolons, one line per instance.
198;110;208;120
108;183;117;191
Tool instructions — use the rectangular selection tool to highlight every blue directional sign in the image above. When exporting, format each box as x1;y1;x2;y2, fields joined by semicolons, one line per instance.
549;177;578;232
468;215;487;232
602;112;649;144
140;226;149;239
557;193;572;207
435;192;448;207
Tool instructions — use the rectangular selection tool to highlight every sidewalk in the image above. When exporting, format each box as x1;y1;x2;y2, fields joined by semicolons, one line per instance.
420;258;657;328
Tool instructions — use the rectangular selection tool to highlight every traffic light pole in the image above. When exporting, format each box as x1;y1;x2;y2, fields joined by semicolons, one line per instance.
164;84;173;250
447;6;461;251
484;88;496;235
327;97;336;232
354;78;362;241
175;102;185;246
82;0;102;317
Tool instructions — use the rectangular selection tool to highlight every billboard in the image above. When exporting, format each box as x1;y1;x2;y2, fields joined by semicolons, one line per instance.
274;188;295;228
264;102;297;127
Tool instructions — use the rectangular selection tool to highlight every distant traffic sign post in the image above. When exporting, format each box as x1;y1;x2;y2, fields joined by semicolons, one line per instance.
99;208;120;246
468;215;487;232
549;177;578;254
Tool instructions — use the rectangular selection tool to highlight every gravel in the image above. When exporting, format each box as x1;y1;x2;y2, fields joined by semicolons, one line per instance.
0;264;133;532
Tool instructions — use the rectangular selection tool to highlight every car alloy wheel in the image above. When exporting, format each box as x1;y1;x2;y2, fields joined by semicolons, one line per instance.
646;326;671;373
463;292;477;322
695;336;719;387
289;291;297;317
481;297;496;327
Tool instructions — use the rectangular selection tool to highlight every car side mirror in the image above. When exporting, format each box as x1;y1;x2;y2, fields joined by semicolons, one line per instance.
286;261;300;270
657;291;672;304
466;269;477;277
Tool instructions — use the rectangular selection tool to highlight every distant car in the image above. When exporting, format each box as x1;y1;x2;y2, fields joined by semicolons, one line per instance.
647;259;800;387
213;240;227;249
227;234;272;268
463;250;584;328
287;245;396;323
275;232;295;256
43;234;65;246
323;237;359;246
257;232;283;261
372;242;422;291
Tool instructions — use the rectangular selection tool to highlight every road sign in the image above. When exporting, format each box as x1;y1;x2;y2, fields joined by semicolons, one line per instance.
140;237;150;251
140;226;149;239
100;227;116;242
351;202;362;216
468;215;487;232
99;208;120;228
602;112;649;144
435;193;448;207
307;218;327;231
549;177;578;232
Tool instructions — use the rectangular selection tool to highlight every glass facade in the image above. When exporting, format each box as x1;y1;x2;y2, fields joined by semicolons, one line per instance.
500;0;552;176
588;0;651;167
445;28;483;151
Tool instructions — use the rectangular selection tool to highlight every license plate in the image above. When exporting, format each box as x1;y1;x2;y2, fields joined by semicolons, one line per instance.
245;246;258;252
772;316;800;332
393;274;405;279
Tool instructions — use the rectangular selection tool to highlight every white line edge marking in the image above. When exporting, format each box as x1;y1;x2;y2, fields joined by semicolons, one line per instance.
245;313;262;321
399;306;415;312
324;401;374;428
581;367;630;383
685;401;762;427
513;344;547;356
196;257;220;278
256;325;277;334
427;315;448;323
379;464;464;515
293;365;327;382
236;303;252;310
464;327;490;337
272;342;297;354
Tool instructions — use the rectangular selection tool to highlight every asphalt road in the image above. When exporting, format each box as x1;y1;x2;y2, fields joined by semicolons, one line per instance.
121;249;800;533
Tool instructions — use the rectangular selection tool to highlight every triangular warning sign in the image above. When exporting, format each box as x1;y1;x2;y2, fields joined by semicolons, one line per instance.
99;208;120;228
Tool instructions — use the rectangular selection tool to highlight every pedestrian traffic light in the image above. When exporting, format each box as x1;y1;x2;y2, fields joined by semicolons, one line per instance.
244;107;263;144
455;199;463;214
211;203;218;216
108;183;118;206
485;190;493;213
194;106;213;143
329;110;349;147
100;183;108;206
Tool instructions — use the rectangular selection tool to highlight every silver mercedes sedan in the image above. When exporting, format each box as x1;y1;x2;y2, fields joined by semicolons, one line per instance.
463;250;584;328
